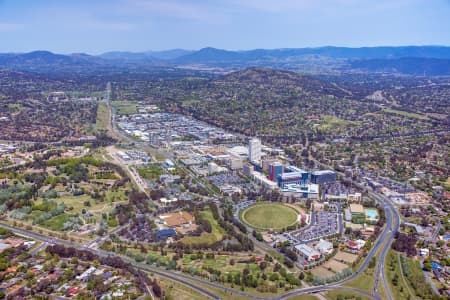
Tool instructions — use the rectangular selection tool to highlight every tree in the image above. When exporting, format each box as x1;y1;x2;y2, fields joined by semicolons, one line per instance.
298;272;305;280
423;262;432;271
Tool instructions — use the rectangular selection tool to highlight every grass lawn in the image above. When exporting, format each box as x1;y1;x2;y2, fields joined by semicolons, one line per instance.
181;210;226;246
32;191;122;232
181;99;202;107
401;255;435;299
384;249;412;300
111;101;138;115
137;164;165;180
35;194;106;213
325;289;372;300
240;202;298;230
344;257;377;292
159;278;209;300
317;115;359;131
41;214;69;231
383;108;428;120
95;101;111;132
104;184;130;202
286;294;320;300
377;280;387;300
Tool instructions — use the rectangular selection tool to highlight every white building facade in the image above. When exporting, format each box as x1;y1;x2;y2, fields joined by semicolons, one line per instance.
248;138;262;163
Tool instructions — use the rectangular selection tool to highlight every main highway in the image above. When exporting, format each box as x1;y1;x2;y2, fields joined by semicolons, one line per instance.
306;156;402;300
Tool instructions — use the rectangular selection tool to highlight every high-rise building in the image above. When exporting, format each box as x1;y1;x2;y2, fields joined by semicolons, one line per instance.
248;138;261;163
268;162;283;182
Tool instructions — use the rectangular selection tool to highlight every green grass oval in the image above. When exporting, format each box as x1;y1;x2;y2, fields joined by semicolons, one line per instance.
240;202;298;231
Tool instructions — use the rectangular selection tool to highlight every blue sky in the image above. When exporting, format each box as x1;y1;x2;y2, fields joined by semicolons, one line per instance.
1;0;449;54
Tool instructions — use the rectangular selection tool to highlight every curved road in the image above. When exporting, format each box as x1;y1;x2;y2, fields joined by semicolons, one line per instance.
2;222;380;300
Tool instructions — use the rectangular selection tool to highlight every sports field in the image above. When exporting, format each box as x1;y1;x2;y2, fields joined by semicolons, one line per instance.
240;202;298;230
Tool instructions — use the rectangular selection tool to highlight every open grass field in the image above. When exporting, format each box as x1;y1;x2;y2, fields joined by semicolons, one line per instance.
181;210;225;246
40;214;70;231
159;278;209;300
334;252;359;264
240;202;298;230
383;108;429;120
325;290;372;300
384;249;413;300
344;260;376;292
111;101;138;115
95;101;111;132
137;163;165;180
286;294;320;300
317;115;360;131
400;255;435;299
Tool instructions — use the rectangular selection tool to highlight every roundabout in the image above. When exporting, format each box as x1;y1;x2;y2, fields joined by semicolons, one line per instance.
239;202;299;231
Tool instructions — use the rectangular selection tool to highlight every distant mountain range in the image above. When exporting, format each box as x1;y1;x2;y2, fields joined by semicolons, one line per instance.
1;46;450;75
99;49;194;61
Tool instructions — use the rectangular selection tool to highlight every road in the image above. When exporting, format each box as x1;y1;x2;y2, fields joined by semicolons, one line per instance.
309;156;401;300
2;222;380;300
86;221;130;248
370;191;399;300
0;222;221;300
420;260;441;295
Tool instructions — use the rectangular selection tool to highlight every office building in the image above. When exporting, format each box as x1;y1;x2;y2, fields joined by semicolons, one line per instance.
248;138;262;163
311;170;337;184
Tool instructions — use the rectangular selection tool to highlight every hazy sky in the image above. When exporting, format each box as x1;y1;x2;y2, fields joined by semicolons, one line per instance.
1;0;449;54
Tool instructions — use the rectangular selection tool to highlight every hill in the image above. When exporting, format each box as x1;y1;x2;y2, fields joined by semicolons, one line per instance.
350;57;450;76
171;46;450;64
2;46;450;75
149;67;377;138
145;67;448;142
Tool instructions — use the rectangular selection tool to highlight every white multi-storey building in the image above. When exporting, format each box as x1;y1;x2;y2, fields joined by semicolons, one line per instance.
248;138;261;163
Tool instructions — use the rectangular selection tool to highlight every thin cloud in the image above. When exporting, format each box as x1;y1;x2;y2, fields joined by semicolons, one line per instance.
0;23;22;32
118;0;229;23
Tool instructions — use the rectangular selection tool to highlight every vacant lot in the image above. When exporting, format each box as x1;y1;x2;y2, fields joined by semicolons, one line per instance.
240;202;298;230
325;260;350;273
311;266;335;278
334;251;358;264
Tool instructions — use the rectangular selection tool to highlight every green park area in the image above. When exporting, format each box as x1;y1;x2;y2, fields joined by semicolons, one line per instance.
181;210;226;246
317;115;360;131
137;163;165;180
383;108;429;120
95;101;111;132
111;101;138;115
384;249;414;300
2;155;130;235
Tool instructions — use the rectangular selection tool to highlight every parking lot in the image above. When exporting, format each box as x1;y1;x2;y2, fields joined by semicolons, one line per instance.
288;211;341;243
